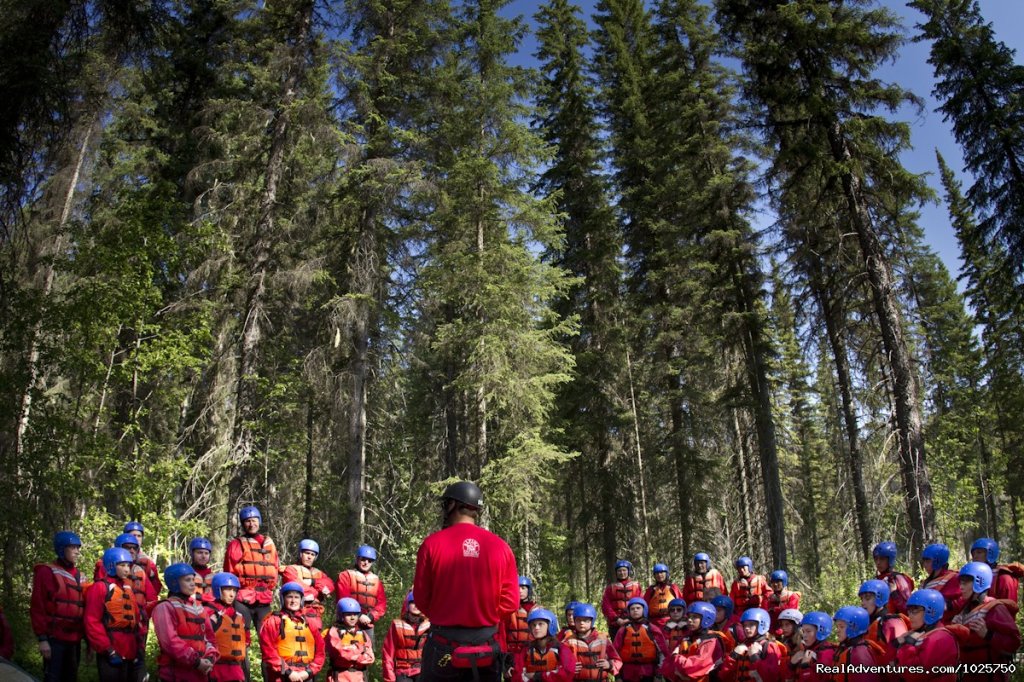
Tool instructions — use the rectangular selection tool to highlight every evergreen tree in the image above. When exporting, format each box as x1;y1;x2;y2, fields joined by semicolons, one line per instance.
912;0;1024;294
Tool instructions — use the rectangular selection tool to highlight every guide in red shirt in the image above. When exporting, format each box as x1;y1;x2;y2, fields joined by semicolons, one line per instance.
413;481;519;682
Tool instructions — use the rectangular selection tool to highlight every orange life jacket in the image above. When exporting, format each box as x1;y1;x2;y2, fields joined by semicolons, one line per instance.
209;606;246;663
610;581;640;616
277;613;315;665
290;564;325;587
921;570;956;591
102;581;140;632
834;638;887;675
193;566;214;599
733;638;785;682
712;628;736;653
507;604;532;651
46;563;85;627
327;626;371;670
565;633;610;681
866;613;909;645
524;643;561;673
731;576;766;609
952;597;1010;627
156;597;207;666
663;622;688;653
393;618;429;670
621;624;658;664
128;563;149;614
647;584;677;620
345;569;380;611
236;536;279;589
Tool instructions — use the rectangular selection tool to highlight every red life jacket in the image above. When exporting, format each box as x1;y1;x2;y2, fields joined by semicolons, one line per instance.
393;618;430;672
646;584;678;620
791;641;836;673
236;536;279;591
46;563;85;629
621;624;658;664
507;603;534;652
291;564;325;589
610;581;640;616
663;622;688;653
208;605;246;663
921;570;956;591
327;626;372;670
733;638;785;682
524;642;561;673
156;597;207;666
866;612;909;645
103;581;140;633
192;566;214;600
127;563;150;615
565;632;610;681
346;569;381;611
731;576;767;610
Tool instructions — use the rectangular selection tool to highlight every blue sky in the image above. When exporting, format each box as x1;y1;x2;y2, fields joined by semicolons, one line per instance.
500;0;1023;281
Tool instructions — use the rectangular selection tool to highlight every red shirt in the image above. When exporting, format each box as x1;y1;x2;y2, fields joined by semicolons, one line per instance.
894;627;958;682
413;522;519;629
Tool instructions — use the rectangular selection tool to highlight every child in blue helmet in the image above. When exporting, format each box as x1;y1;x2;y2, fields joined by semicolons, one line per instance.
643;563;684;629
969;537;1023;604
858;579;908;666
721;607;786;681
84;548;143;682
204;572;248;682
563;602;622;682
325;597;374;682
505;576;538;654
557;601;579;642
336;544;387;646
152;562;219;682
612;598;668;682
683;553;725;603
261;582;327;682
710;595;743;651
188;537;215;603
872;542;915;615
893;589;958;682
512;608;576;682
661;598;689;653
788;611;836;682
601;560;642;640
764;569;800;634
918;544;962;623
833;606;885;682
947;562;1020;682
382;591;429;682
660;602;726;681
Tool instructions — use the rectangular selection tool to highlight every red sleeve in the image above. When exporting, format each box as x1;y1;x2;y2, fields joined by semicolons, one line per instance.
202;611;219;663
674;637;723;680
144;572;159;616
282;566;300;583
94;560;105;583
651;625;670;656
643;585;655;605
606;638;623;675
994;571;1020;603
601;586;619;622
497;543;519;622
223;540;242;577
896;630;957;677
986;603;1022;659
145;559;163;596
316;573;335;599
336;570;354;602
886;575;913;614
259;614;283;672
371;577;387;622
309;625;326;674
751;642;782;682
512;648;527;680
682;578;696;603
30;565;55;637
549;643;576;682
84;582;113;653
382;622;398;682
847;644;882;682
413;538;433;621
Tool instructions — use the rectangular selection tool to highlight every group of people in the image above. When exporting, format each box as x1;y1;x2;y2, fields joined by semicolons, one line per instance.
16;480;1024;682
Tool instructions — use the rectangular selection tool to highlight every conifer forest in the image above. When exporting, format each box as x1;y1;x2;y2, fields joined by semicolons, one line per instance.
1;0;1023;676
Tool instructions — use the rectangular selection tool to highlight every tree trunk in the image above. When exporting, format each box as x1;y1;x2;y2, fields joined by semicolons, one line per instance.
827;122;936;555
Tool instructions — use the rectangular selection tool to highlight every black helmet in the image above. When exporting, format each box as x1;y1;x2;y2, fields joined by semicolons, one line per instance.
442;481;483;509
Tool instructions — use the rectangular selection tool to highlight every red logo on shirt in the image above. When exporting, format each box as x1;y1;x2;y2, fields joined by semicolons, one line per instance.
462;539;481;558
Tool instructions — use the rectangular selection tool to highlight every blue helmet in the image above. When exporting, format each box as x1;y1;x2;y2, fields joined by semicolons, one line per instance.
164;562;197;594
299;539;320;555
627;597;648;619
693;553;711;569
615;560;634;576
573;603;598;621
281;581;305;598
54;531;82;558
688;601;716;630
406;591;415;604
921;544;949;571
859;579;891;608
189;537;213;554
123;521;144;535
711;594;734;618
114;533;140;549
563;601;579;617
518;576;534;588
102;547;133;576
971;538;999;564
801;612;833;642
668;598;687;611
527;608;559;637
356;545;377;561
770;570;789;587
735;556;753;570
211;572;240;600
960;561;993;593
338;597;362;615
239;506;262;522
873;542;897;564
907;589;945;626
652;562;670;579
740;608;771;636
834;606;870;639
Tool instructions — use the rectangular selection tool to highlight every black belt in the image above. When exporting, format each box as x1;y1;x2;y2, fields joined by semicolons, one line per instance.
431;625;498;646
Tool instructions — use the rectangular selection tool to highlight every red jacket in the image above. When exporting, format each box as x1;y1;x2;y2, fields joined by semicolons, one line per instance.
920;569;962;624
260;610;326;682
512;637;577;682
413;522;519;630
764;591;801;633
683;570;726;603
30;561;85;642
787;640;836;682
720;636;785;682
644;582;684;628
324;624;374;682
730;576;772;612
875;570;914;615
204;601;248;682
991;564;1023;603
336;568;387;624
833;638;885;682
84;578;142;660
948;597;1020;680
153;595;219;682
613;621;669;681
661;631;726;681
894;627;958;682
866;612;908;666
382;610;430;682
602;580;643;630
223;534;280;606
